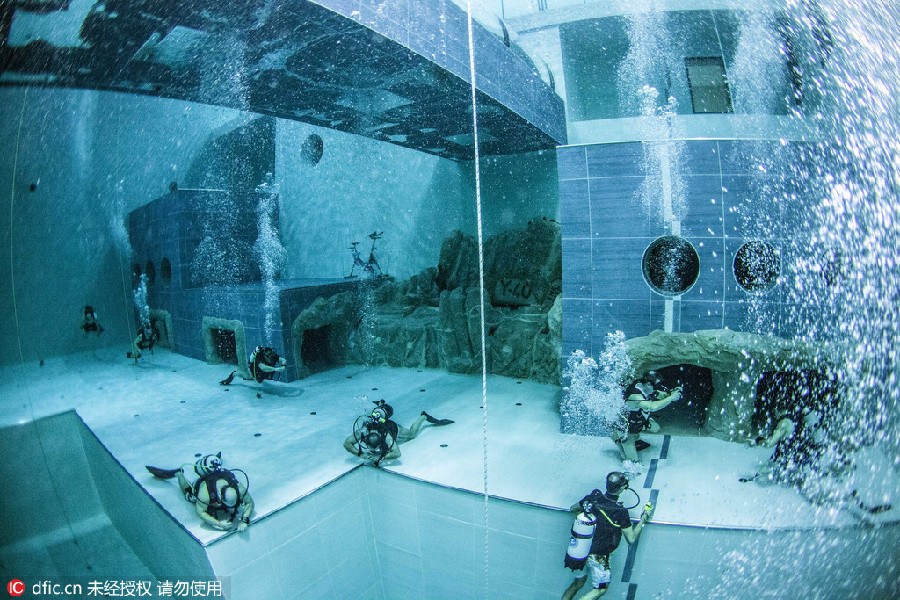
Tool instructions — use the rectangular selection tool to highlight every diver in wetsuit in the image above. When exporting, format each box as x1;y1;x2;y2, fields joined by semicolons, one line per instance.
343;400;454;466
80;305;103;336
129;321;160;361
146;453;254;531
219;346;287;386
613;371;682;465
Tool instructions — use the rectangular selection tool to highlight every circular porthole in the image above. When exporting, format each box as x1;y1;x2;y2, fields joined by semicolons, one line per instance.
145;260;156;285
642;236;700;296
734;241;781;293
301;134;324;165
160;257;172;287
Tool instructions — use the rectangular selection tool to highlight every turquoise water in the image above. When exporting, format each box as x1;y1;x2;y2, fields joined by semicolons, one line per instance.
2;1;899;599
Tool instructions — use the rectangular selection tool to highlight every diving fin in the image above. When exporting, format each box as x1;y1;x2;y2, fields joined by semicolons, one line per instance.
422;411;454;426
146;465;182;479
853;490;892;514
635;439;652;452
864;503;892;514
220;371;236;386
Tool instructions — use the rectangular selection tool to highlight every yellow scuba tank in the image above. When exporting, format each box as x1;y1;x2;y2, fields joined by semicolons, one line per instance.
565;511;597;568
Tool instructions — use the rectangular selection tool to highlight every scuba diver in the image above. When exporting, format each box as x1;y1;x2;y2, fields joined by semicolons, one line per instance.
741;405;891;517
563;472;653;600
128;321;160;362
613;371;682;467
80;305;104;336
343;399;454;466
146;453;254;531
219;346;287;386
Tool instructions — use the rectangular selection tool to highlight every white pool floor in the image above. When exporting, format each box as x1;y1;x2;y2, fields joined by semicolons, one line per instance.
2;346;897;545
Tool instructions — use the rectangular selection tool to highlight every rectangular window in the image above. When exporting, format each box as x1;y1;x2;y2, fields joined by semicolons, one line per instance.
685;57;733;113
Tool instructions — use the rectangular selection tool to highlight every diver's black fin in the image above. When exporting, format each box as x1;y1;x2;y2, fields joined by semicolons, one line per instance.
146;465;181;479
635;439;652;452
220;371;236;386
422;411;454;426
852;491;892;514
863;503;892;514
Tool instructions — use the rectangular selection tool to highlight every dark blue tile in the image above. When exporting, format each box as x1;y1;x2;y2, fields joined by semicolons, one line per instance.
679;238;724;301
562;239;591;298
592;238;653;300
589;178;648;239
586;142;644;178
779;181;818;242
557;146;587;180
562;299;593;355
560;179;590;238
722;300;750;332
743;300;781;336
682;140;720;176
779;240;844;306
672;175;725;238
593;300;655;340
722;175;782;239
777;303;812;338
679;300;724;332
718;140;787;176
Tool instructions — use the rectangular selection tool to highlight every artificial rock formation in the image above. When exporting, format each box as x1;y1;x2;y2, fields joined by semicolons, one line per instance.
625;329;829;441
291;219;563;383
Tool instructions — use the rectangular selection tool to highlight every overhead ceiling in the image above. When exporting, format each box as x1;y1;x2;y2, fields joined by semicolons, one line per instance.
0;0;567;160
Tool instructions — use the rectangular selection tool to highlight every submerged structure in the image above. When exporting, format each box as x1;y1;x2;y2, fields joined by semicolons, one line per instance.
1;1;899;599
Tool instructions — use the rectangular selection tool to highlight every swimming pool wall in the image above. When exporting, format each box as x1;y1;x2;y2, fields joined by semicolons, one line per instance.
5;412;898;599
559;138;818;360
0;411;215;586
0;85;559;368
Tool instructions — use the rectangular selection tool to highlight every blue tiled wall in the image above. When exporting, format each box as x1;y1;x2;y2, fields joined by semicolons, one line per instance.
128;189;357;381
560;139;815;363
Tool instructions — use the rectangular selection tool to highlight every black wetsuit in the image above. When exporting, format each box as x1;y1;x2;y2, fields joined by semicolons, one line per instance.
137;324;159;351
363;419;399;465
249;347;280;383
190;468;243;523
623;383;653;434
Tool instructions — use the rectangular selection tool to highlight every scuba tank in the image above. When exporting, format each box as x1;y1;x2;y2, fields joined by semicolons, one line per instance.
564;510;597;569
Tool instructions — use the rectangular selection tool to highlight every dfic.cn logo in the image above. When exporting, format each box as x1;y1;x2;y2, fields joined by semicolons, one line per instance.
7;580;24;597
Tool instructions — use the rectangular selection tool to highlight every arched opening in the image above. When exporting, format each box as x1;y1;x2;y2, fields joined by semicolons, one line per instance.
301;134;324;165
201;317;249;378
211;329;238;365
160;257;172;287
647;364;713;435
301;325;334;375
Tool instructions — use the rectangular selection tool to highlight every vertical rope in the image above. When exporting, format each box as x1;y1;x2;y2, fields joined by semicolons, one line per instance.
9;87;27;364
465;1;490;595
